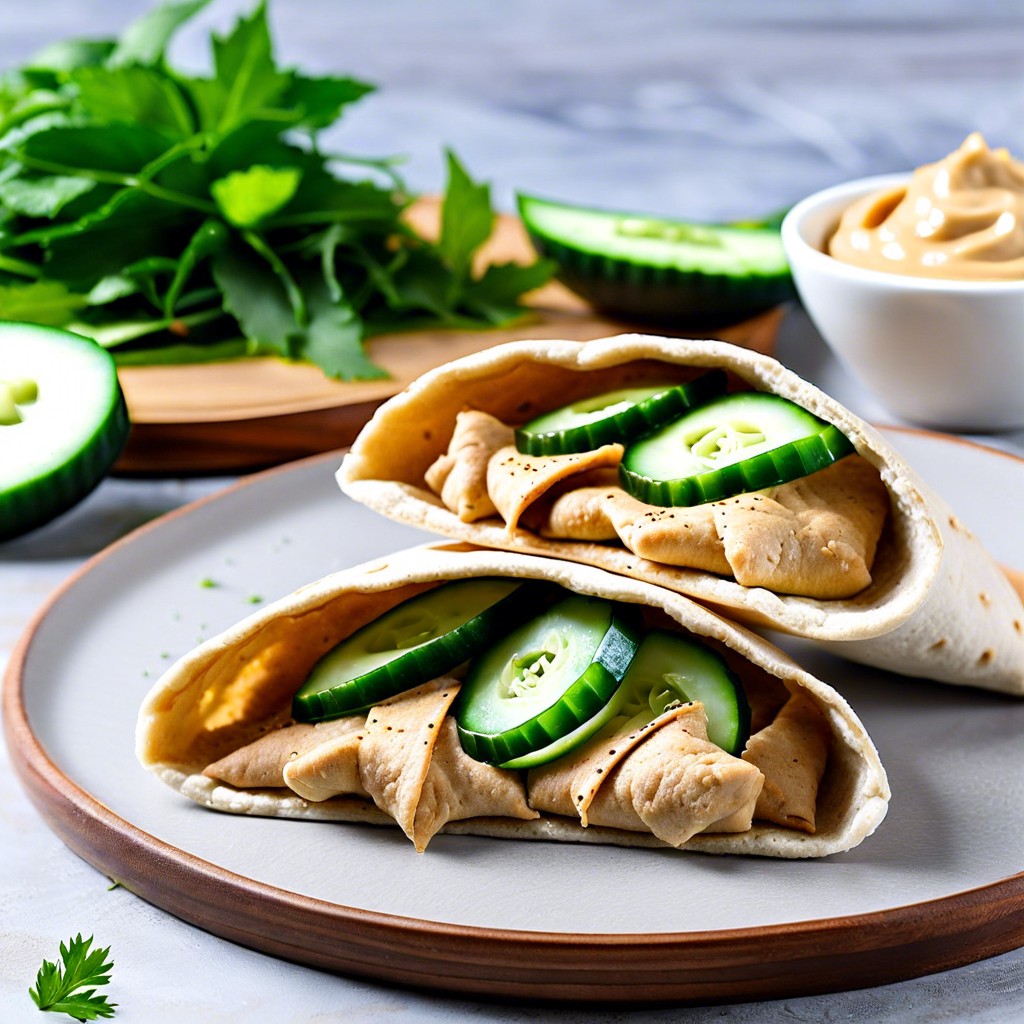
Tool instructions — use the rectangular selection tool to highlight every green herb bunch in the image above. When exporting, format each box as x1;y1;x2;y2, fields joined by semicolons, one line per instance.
0;0;552;379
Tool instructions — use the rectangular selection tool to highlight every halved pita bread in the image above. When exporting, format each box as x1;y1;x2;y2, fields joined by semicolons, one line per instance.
337;335;1024;693
137;545;889;858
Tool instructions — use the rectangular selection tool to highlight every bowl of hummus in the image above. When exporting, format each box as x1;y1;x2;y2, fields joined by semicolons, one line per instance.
782;133;1024;431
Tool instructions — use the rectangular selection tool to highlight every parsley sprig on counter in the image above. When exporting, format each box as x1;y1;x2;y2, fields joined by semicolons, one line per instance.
0;0;553;379
29;934;116;1020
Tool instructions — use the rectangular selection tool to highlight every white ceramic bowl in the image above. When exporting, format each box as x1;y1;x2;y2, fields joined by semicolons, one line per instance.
781;174;1024;431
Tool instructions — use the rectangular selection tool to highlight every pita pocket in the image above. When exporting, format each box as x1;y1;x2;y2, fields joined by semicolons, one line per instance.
137;546;889;858
338;334;1024;694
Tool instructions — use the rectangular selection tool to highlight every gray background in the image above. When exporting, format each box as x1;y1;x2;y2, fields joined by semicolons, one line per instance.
3;1;1024;1021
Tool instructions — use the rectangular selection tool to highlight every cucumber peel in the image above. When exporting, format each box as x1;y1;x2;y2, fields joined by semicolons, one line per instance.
620;391;855;506
514;369;727;456
609;630;749;755
455;595;643;767
0;321;130;542
292;579;553;722
518;193;795;324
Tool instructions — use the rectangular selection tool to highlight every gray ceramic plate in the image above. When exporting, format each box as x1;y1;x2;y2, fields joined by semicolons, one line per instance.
6;428;1024;1003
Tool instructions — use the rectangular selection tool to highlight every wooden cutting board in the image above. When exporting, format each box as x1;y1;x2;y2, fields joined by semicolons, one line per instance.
115;202;784;475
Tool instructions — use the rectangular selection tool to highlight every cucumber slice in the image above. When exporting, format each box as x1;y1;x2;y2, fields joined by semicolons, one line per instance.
514;369;727;456
505;629;750;766
292;578;550;722
620;391;855;506
0;322;130;542
517;193;795;324
455;595;642;767
609;630;749;755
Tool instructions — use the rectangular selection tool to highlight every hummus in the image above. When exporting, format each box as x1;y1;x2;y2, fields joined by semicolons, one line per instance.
828;132;1024;280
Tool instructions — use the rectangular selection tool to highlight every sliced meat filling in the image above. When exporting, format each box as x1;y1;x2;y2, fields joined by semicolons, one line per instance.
201;676;829;848
424;411;513;522
424;409;889;599
527;702;764;846
741;689;831;834
357;678;537;852
203;716;365;790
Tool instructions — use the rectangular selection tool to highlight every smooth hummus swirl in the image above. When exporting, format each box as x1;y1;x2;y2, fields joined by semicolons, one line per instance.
828;132;1024;280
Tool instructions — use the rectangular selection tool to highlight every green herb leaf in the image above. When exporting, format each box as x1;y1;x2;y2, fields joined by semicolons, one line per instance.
212;241;300;357
16;122;171;176
0;174;96;217
163;218;229;316
86;275;140;306
0;0;548;381
187;1;290;134
29;933;116;1020
72;67;195;138
458;259;556;323
211;165;302;227
438;149;493;282
107;0;212;69
112;336;246;365
280;74;375;131
0;111;78;155
0;281;86;324
72;306;224;348
0;85;69;140
34;190;187;288
296;272;386;380
26;39;115;77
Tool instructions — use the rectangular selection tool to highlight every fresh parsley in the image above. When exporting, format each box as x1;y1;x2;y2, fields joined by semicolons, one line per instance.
29;934;116;1021
0;0;553;379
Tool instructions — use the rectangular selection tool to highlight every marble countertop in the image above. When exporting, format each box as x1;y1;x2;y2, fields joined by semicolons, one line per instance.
3;2;1024;1020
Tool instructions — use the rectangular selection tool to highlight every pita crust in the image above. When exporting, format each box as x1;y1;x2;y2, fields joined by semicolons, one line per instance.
743;690;831;833
138;546;890;858
338;334;1024;693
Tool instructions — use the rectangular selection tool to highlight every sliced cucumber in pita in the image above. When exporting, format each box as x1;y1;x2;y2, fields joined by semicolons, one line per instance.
500;629;749;767
514;369;727;456
455;595;642;767
620;391;854;507
292;578;550;722
611;630;749;755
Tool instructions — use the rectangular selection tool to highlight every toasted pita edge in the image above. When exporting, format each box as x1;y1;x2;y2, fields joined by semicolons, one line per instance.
137;544;889;859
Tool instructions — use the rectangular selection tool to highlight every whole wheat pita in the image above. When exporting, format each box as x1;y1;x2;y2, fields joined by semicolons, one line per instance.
337;335;1024;694
137;545;889;858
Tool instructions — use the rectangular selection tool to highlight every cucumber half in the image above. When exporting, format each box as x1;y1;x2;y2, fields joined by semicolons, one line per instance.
517;193;795;324
514;369;727;456
0;321;130;542
292;578;552;722
620;391;855;507
455;594;642;767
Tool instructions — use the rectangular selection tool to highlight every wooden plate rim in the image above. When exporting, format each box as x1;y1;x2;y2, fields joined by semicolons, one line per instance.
5;437;1024;1004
